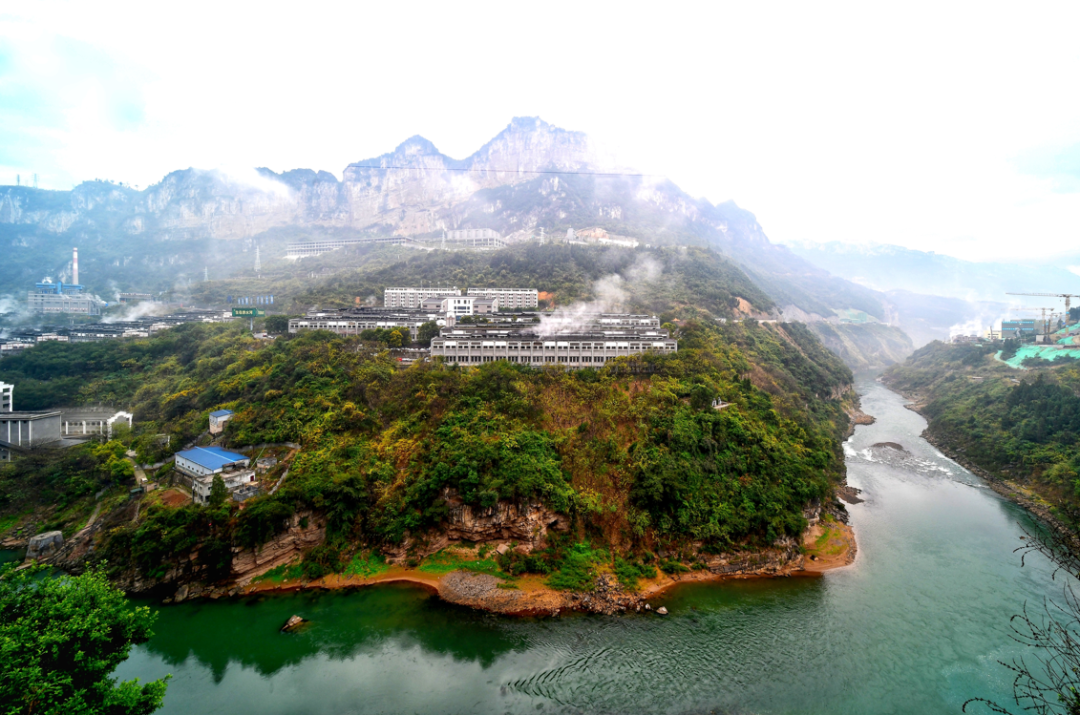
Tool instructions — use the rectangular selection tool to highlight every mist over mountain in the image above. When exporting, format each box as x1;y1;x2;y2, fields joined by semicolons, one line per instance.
785;240;1080;304
0;116;925;359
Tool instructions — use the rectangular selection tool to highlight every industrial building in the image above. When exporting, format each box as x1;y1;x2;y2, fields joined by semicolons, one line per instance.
422;295;499;316
1001;319;1042;338
27;248;105;315
174;446;256;505
286;236;414;259
1;382;11;412
288;308;444;340
444;229;505;248
384;286;462;309
0;411;63;450
58;407;133;439
430;328;677;367
467;288;538;309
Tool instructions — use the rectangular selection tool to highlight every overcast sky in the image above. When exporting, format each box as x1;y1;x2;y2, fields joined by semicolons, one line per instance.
2;2;1079;261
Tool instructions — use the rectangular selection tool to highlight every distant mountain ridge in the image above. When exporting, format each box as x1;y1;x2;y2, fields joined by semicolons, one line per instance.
785;240;1080;304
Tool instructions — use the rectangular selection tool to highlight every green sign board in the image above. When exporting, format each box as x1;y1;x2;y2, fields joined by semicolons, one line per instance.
232;308;266;317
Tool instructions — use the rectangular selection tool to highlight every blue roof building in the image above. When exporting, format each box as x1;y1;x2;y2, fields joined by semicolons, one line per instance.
175;446;249;478
209;408;236;434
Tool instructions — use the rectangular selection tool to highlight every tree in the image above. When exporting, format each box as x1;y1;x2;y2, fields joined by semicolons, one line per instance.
0;564;169;714
264;315;292;334
387;330;404;348
416;321;440;347
208;474;228;508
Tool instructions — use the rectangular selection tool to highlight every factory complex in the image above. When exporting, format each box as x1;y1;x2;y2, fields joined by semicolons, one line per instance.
0;310;234;356
28;249;105;316
288;284;678;368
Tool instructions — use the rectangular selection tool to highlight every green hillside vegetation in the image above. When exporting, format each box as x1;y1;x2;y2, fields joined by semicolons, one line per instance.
885;341;1080;524
184;243;775;317
1;314;853;585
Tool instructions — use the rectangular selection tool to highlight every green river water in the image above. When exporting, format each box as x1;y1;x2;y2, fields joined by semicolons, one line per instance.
92;377;1066;713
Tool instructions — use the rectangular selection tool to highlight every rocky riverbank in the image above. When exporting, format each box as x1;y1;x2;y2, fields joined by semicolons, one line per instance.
226;520;857;617
886;381;1079;547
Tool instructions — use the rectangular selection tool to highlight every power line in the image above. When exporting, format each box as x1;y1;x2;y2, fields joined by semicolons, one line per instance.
347;165;660;178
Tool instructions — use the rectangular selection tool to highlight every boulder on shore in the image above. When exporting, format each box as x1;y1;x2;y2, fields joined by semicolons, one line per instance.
656;606;669;615
26;531;63;560
281;615;307;632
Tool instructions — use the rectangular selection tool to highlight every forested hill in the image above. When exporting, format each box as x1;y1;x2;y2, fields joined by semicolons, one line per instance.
188;243;774;318
884;342;1080;524
1;313;855;589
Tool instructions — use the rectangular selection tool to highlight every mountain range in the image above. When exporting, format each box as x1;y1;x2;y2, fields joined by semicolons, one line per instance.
0;116;996;357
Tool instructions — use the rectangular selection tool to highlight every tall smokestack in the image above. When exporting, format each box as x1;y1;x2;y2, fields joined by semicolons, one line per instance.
72;247;79;285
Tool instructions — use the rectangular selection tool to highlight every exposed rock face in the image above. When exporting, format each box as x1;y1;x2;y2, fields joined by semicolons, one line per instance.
231;511;326;585
384;491;570;563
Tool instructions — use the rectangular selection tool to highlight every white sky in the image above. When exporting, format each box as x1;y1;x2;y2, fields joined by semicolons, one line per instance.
2;1;1079;261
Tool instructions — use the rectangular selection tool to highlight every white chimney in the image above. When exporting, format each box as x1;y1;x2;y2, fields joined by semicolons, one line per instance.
72;247;79;285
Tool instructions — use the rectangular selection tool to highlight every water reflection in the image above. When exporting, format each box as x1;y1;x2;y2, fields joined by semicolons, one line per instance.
138;584;524;682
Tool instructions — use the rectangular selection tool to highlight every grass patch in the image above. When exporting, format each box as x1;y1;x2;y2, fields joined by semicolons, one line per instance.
344;551;389;578
658;558;690;575
812;525;847;556
0;509;32;536
547;542;608;591
613;556;657;591
418;547;505;577
252;562;305;584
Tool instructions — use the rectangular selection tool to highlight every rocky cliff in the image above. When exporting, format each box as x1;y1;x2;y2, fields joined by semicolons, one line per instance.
0;115;894;327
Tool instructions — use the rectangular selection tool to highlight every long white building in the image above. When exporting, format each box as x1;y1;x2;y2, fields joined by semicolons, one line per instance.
289;308;444;340
384;287;461;309
444;229;505;248
466;288;538;309
430;329;677;368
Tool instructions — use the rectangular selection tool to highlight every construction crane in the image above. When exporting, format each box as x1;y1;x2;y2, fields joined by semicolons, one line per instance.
1006;293;1080;326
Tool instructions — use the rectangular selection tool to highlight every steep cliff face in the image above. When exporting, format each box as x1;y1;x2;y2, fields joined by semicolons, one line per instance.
0;116;892;322
384;489;570;562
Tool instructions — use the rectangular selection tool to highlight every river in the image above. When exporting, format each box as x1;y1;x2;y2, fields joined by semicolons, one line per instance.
110;376;1065;714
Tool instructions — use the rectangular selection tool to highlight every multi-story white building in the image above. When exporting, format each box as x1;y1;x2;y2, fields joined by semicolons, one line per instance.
0;382;12;413
467;288;538;310
433;296;499;317
384;287;461;309
289;309;444;340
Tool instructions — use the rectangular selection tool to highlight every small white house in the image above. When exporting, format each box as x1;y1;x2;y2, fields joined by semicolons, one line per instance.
209;409;234;435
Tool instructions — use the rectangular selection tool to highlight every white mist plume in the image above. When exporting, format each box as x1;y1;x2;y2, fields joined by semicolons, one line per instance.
100;300;168;323
537;255;662;336
212;166;295;200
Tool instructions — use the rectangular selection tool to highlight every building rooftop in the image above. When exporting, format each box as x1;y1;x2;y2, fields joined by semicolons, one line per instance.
209;409;234;418
0;411;62;419
176;446;248;471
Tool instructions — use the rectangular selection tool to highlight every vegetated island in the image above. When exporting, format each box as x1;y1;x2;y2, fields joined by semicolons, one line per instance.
883;339;1080;541
1;248;860;615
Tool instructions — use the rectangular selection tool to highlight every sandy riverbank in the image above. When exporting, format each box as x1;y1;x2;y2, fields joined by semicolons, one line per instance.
241;523;857;616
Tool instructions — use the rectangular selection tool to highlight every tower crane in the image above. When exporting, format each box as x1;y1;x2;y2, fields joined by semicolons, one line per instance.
1006;293;1080;326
